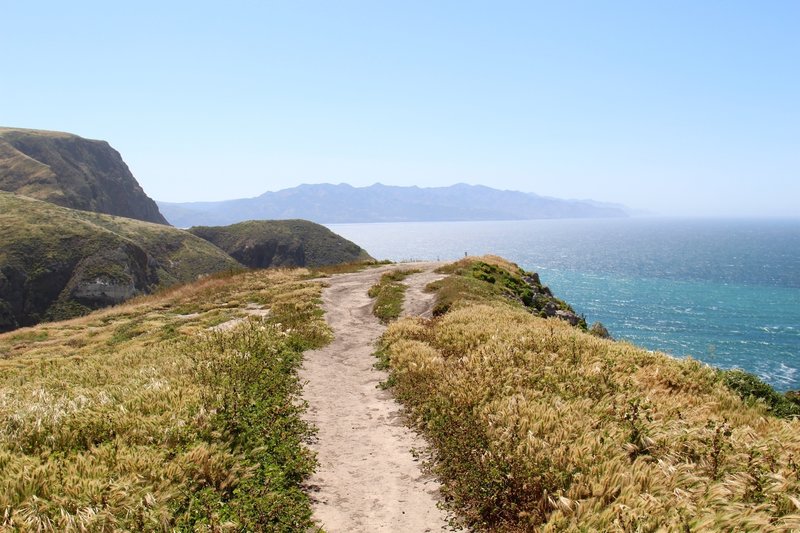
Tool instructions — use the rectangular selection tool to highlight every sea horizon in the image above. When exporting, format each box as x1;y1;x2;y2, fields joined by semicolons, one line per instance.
329;216;800;391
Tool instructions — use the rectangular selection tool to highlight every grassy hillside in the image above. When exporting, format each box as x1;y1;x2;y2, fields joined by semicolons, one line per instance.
0;268;331;530
378;256;800;531
0;127;168;224
189;219;373;269
0;192;240;332
430;256;587;328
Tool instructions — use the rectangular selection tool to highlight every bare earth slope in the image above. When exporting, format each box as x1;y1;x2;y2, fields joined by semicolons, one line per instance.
300;263;449;532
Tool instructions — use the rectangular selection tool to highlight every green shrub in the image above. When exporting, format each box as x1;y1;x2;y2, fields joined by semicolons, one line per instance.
721;369;800;419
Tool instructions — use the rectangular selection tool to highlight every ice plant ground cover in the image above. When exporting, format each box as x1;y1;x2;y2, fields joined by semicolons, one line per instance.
0;268;332;531
377;256;800;531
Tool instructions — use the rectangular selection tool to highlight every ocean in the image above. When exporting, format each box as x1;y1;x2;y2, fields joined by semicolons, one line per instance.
327;218;800;392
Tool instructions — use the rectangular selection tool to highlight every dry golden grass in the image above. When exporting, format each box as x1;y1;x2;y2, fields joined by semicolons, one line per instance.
0;268;331;531
380;267;800;531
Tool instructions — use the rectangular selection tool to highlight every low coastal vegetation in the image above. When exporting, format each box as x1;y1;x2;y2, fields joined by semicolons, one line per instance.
311;259;391;277
377;256;800;531
431;257;587;329
2;252;797;531
368;269;420;323
722;369;800;419
0;268;330;530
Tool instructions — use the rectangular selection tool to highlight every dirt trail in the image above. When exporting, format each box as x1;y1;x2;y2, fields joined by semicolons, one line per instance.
300;262;448;532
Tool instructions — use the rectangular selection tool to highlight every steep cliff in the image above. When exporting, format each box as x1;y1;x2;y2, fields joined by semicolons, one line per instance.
0;127;168;224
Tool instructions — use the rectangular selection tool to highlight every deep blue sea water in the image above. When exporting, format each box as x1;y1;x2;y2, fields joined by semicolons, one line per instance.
327;218;800;391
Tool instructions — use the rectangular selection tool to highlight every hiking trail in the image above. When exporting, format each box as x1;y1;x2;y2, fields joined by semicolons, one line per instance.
300;263;450;532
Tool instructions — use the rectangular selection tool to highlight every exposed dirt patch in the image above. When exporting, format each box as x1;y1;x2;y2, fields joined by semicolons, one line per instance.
206;303;271;332
401;268;446;319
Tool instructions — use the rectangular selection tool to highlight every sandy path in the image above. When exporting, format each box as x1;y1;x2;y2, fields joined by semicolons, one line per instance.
300;263;448;533
401;268;446;319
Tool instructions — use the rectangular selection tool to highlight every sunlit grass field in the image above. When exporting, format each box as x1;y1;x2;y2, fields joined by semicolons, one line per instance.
378;256;800;531
0;269;331;531
4;254;799;531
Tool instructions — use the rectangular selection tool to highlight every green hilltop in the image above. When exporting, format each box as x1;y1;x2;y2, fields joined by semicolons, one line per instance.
189;219;373;269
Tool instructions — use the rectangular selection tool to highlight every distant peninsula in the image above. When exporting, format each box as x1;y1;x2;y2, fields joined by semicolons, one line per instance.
158;183;630;227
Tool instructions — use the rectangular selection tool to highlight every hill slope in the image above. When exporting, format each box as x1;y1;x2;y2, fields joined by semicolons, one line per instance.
0;268;330;530
0;127;168;224
2;257;797;530
159;183;629;226
379;256;800;531
188;220;373;268
0;192;240;332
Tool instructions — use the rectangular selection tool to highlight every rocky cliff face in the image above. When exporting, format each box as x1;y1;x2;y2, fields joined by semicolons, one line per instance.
0;240;158;331
0;192;240;332
0;127;168;224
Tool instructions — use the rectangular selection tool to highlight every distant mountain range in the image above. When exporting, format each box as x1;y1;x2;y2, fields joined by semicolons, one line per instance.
158;183;630;227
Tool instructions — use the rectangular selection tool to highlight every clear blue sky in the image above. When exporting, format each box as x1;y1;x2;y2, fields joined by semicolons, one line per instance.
2;1;798;216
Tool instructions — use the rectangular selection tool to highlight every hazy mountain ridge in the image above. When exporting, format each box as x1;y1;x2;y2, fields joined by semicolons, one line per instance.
158;183;630;227
0;127;168;224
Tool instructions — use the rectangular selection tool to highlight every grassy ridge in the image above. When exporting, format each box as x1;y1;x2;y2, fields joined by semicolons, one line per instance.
0;269;331;530
431;256;586;328
189;219;373;269
368;269;420;323
378;257;800;531
0;192;240;288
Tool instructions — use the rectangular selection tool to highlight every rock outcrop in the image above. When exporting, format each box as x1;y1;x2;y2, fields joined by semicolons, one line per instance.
0;127;168;224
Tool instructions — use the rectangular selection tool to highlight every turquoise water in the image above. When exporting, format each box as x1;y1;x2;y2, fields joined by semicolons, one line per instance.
327;218;800;391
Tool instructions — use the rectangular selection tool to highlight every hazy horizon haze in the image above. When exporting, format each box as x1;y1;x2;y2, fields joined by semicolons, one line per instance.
2;1;798;217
